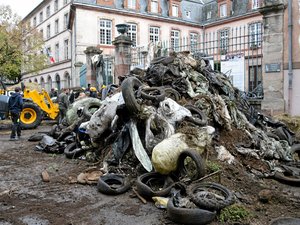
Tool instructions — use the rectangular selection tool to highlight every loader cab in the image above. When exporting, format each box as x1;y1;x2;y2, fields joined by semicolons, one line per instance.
0;80;9;119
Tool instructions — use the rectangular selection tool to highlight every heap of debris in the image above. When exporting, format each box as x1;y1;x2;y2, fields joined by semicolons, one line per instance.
31;52;300;224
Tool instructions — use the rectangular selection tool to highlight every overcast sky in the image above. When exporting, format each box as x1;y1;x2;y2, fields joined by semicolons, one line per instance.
0;0;43;18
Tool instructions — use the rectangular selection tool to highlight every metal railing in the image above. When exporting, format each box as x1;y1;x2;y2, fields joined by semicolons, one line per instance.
130;25;263;94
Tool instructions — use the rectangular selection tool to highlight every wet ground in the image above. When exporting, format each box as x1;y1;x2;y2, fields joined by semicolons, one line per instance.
0;121;299;225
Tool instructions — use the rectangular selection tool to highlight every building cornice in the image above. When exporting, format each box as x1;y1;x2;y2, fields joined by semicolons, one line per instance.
45;29;71;42
22;1;72;22
21;59;72;77
71;2;200;28
202;11;262;28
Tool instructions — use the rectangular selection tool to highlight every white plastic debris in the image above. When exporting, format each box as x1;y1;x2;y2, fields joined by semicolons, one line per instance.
128;120;153;172
86;101;118;140
152;126;215;174
157;98;192;126
215;145;235;164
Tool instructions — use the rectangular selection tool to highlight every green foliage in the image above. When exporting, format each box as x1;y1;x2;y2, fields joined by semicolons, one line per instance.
219;204;251;223
0;5;47;82
206;160;222;172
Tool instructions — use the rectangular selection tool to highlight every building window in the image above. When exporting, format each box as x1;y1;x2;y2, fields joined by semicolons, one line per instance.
103;59;113;85
99;19;112;45
64;39;69;60
185;10;191;19
63;0;68;5
39;11;43;23
40;29;43;39
220;29;229;52
55;43;59;62
151;0;158;13
249;23;262;48
249;65;262;92
220;3;227;17
54;0;59;11
207;11;211;19
150;26;160;43
55;19;59;34
46;5;51;18
127;24;137;47
190;33;198;52
41;77;45;89
33;17;37;27
47;24;51;39
48;76;52;91
64;13;69;29
47;47;52;60
252;0;259;9
128;0;136;9
171;30;180;51
172;5;179;17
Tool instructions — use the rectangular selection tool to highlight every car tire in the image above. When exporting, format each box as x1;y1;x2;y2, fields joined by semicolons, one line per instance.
190;182;235;210
82;101;102;119
164;87;181;101
173;149;206;181
167;196;216;225
140;87;165;102
97;173;131;195
184;105;207;126
121;77;143;115
64;142;84;159
136;172;174;198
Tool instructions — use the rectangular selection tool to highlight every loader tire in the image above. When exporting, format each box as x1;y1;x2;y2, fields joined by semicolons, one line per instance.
20;102;42;129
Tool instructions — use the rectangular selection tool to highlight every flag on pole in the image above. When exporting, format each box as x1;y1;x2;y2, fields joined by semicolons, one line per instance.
45;48;55;63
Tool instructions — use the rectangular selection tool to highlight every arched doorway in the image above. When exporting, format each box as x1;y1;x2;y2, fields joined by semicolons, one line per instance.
47;76;52;92
29;79;32;83
34;78;38;83
40;77;45;89
65;72;71;88
55;74;61;90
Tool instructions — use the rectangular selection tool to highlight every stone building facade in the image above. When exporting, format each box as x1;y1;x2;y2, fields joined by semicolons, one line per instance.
21;0;300;115
22;0;73;91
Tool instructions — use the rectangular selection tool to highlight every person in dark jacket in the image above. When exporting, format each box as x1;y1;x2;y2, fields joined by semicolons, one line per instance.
57;88;70;124
8;87;23;140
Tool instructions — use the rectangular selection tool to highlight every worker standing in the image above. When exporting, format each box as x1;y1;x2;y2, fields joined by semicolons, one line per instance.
8;87;23;141
89;87;97;98
57;88;70;124
49;88;58;98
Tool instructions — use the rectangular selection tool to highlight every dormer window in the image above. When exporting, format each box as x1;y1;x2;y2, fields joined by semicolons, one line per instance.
151;0;158;13
172;4;179;17
220;3;227;17
207;11;211;19
185;10;191;19
128;0;136;9
252;0;259;9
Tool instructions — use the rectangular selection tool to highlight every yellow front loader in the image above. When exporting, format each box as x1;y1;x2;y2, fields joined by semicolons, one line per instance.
20;87;59;129
0;81;59;129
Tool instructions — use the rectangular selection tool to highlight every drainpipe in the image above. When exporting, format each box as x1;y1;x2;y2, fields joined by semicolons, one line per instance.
288;0;293;113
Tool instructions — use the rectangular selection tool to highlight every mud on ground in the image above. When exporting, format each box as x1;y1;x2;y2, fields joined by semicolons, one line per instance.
0;121;299;225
